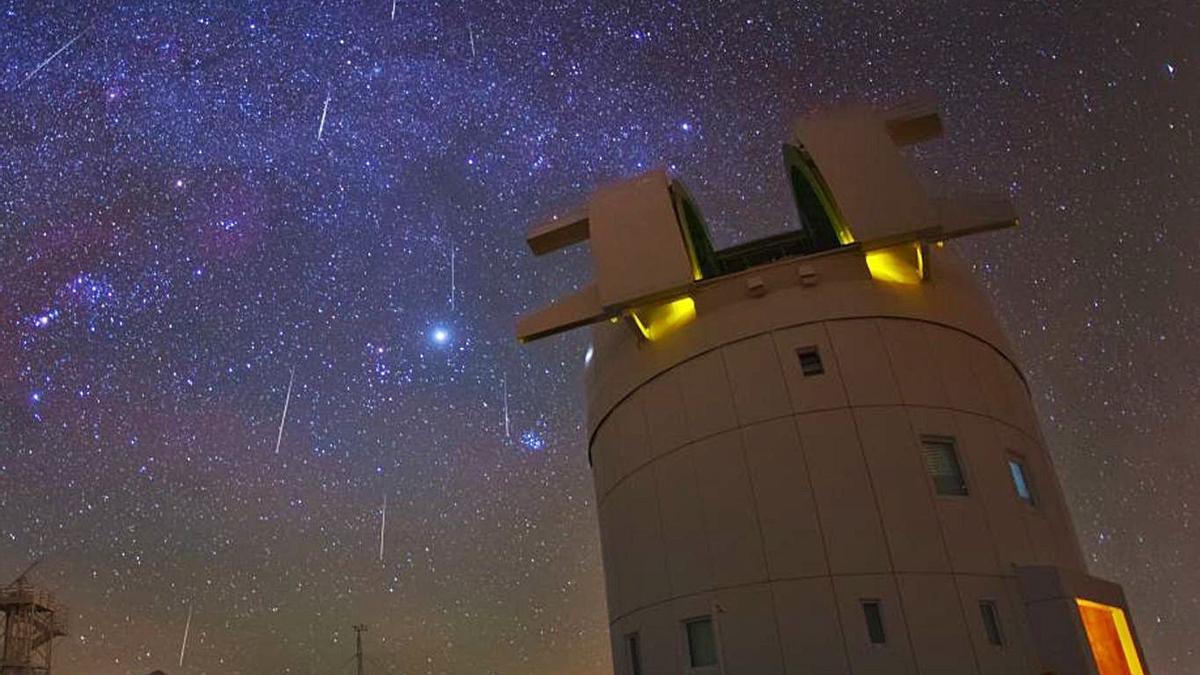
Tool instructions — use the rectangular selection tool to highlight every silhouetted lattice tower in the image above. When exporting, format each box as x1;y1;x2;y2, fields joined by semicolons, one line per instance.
1;561;68;675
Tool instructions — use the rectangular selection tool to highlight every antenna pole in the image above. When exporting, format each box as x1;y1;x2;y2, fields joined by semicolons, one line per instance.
353;624;368;675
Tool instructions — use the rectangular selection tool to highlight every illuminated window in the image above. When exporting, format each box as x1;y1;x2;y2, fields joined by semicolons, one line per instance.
1008;457;1036;505
922;436;968;496
979;601;1004;646
861;600;887;644
685;617;718;668
797;346;824;376
627;633;643;675
1076;599;1146;675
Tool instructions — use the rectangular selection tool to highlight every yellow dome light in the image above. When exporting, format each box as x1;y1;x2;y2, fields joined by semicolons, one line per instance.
629;296;696;341
865;242;925;284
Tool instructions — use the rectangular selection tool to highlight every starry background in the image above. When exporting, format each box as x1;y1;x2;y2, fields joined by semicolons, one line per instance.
1;1;1196;673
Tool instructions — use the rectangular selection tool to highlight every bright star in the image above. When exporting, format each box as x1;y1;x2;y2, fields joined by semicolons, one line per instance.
1166;63;1176;76
431;327;450;345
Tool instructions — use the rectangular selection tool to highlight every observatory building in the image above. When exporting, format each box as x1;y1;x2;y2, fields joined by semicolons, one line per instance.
516;101;1149;675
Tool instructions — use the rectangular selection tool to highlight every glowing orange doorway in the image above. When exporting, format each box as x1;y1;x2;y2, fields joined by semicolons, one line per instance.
1075;599;1146;675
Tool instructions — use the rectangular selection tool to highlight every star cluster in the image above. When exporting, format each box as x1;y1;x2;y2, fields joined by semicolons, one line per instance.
1;1;1197;673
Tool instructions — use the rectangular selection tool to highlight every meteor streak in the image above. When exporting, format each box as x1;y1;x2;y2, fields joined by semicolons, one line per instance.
178;603;193;668
273;367;295;454
317;94;331;141
449;245;456;311
378;495;387;562
19;26;89;89
502;374;511;439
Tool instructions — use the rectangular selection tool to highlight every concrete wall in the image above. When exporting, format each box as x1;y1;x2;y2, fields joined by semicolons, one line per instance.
587;247;1090;674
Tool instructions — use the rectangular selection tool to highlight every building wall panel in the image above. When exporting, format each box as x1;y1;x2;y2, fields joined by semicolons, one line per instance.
855;406;951;573
773;578;851;675
592;416;621;501
796;409;891;575
828;319;903;407
879;318;948;408
833;574;917;675
898;573;980;674
596;501;621;626
955;574;1037;675
771;323;848;414
615;468;671;613
953;412;1033;569
907;406;1000;574
693;431;768;588
639;368;691;461
722;334;791;425
997;423;1085;570
925;325;989;416
653;444;713;598
677;350;738;442
713;585;785;675
609;394;651;490
742;418;829;579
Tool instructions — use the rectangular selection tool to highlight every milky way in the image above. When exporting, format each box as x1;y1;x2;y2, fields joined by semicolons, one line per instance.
2;2;1197;673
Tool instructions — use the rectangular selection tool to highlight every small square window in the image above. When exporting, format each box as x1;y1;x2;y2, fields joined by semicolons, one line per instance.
627;632;643;675
685;616;718;668
797;346;824;376
979;600;1004;646
922;436;968;496
861;600;887;644
1008;458;1035;505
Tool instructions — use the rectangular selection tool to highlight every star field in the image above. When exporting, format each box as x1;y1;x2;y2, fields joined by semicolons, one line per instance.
2;1;1197;673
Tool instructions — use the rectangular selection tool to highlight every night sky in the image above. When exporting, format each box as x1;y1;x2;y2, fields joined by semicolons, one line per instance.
2;1;1196;674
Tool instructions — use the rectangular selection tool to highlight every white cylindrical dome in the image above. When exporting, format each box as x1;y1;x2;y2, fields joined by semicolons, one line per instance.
585;245;1085;674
